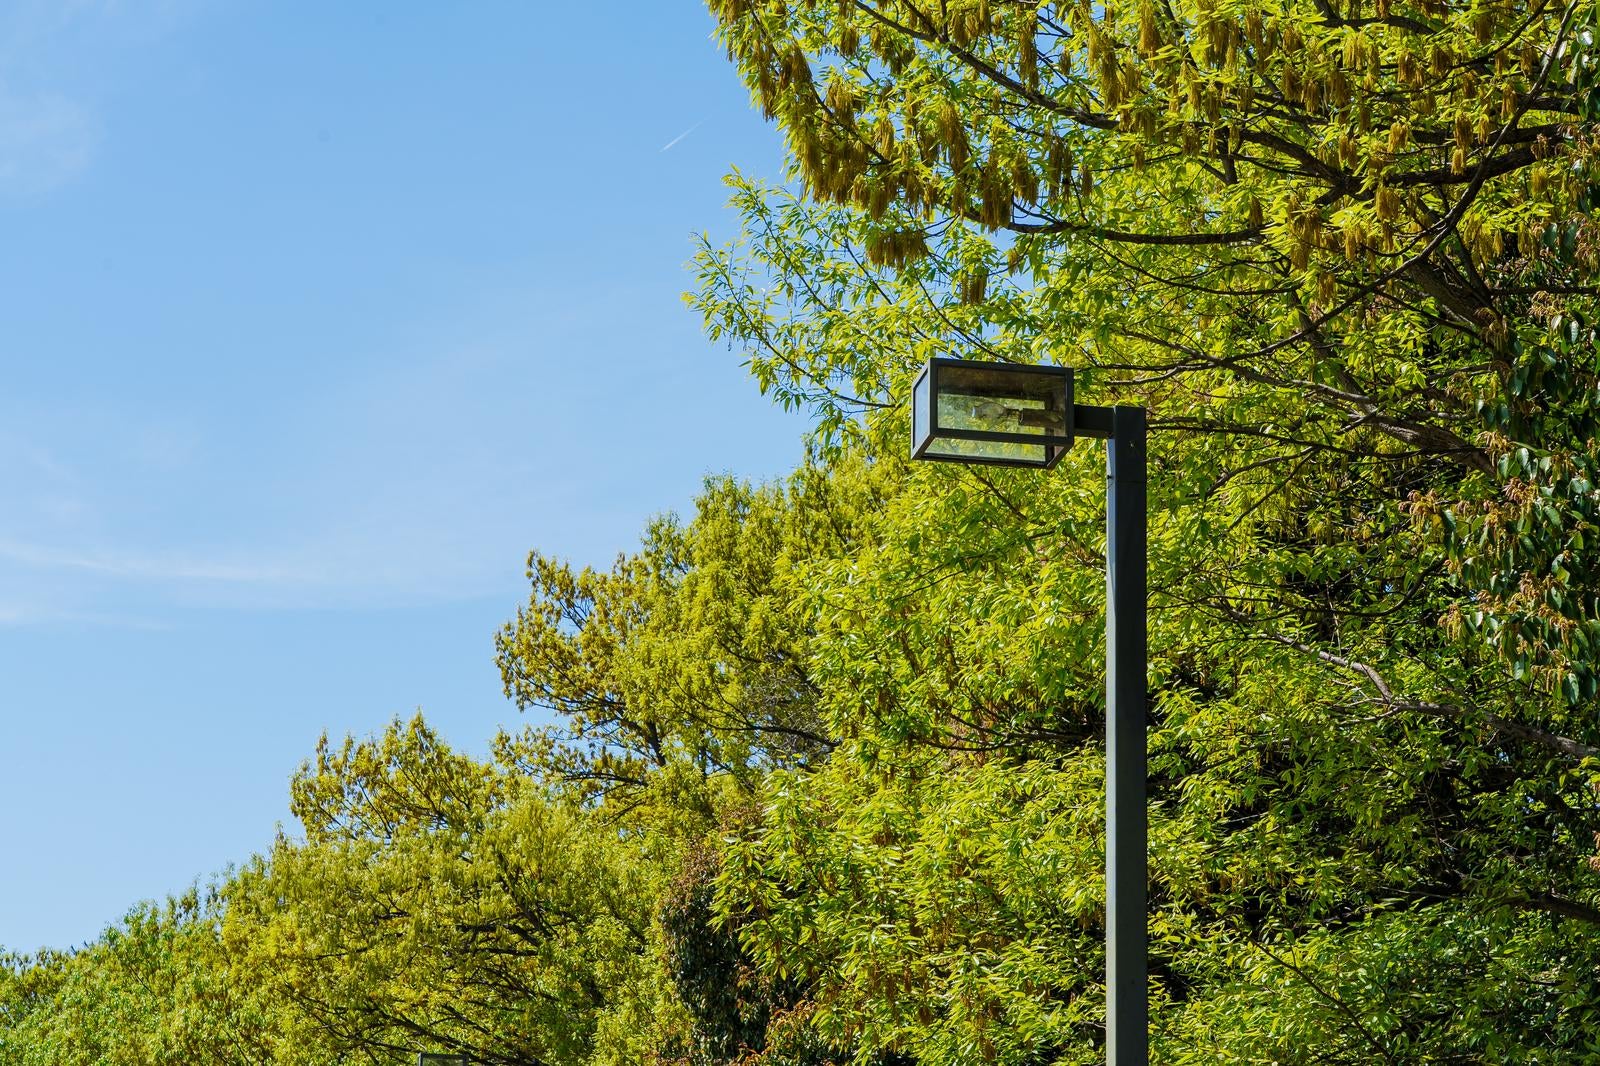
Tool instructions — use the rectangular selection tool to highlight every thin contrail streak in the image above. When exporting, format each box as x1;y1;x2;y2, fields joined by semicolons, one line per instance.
659;121;703;152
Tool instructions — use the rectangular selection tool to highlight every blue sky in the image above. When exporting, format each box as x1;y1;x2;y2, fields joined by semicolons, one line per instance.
0;2;806;951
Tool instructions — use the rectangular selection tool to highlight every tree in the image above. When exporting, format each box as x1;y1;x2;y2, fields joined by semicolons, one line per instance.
224;716;671;1066
0;717;685;1066
691;0;1600;1060
494;461;892;821
0;892;291;1066
699;0;1600;692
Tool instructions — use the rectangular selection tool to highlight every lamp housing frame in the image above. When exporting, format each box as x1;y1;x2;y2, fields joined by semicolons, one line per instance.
910;357;1075;469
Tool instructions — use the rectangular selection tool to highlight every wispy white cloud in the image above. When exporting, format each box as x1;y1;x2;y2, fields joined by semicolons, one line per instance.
658;120;702;153
0;538;293;584
0;0;201;67
0;249;748;621
0;0;206;199
0;84;94;196
0;600;170;630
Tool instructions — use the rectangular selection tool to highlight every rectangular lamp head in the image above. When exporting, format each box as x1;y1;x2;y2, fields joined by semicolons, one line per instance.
911;357;1074;468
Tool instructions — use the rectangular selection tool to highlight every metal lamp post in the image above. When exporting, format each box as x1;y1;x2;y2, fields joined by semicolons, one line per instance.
910;357;1148;1066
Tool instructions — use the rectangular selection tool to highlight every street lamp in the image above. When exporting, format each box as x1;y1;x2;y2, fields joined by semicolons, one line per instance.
911;357;1076;467
911;356;1148;1066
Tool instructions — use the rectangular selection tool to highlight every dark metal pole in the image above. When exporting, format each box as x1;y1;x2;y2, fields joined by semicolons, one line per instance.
1105;406;1148;1065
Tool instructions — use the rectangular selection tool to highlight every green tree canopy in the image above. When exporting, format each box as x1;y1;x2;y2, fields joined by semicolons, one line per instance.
689;0;1600;1061
225;716;671;1066
494;461;894;821
0;891;290;1066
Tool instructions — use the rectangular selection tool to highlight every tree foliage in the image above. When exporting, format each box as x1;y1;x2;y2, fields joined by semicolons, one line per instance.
0;892;289;1066
226;716;670;1066
686;0;1600;1061
5;2;1599;1062
494;462;891;820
